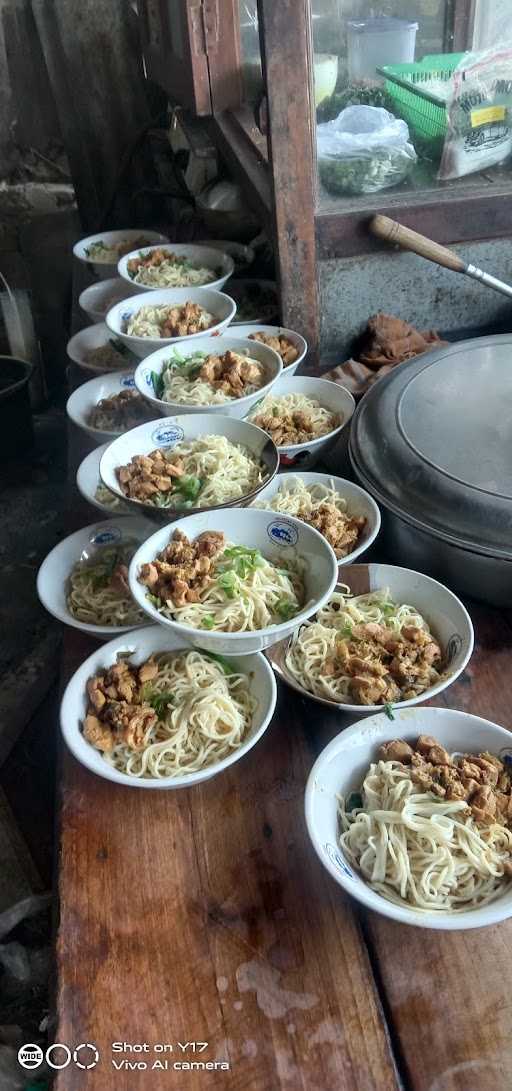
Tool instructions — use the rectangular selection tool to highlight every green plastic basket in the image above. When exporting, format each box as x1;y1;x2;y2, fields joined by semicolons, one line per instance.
377;53;465;157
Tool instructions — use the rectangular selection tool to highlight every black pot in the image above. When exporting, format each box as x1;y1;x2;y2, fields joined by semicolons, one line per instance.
0;356;34;460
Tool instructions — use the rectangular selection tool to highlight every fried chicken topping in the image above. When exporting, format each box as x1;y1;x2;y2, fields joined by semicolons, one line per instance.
322;622;442;705
117;448;185;503
84;657;160;753
252;407;337;446
378;735;512;828
196;350;264;397
87;389;151;432
249;331;299;367
138;529;225;608
127;248;178;275
159;301;212;337
296;501;366;559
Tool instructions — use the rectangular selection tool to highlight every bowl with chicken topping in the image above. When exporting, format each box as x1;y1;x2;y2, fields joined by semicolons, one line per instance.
73;229;169;279
218;324;307;376
134;336;282;419
128;508;338;655
60;625;277;789
99;414;279;521
306;707;512;929
118;243;234;292
252;473;380;566
37;517;155;638
247;375;355;469
106;287;237;359
66;371;153;444
267;562;473;712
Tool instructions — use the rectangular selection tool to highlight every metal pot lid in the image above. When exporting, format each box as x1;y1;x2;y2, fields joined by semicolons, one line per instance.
349;334;512;559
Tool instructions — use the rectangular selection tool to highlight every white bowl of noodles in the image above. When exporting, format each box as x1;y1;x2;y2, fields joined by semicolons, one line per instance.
247;375;355;469
217;324;307;376
134;336;282;419
306;707;512;929
73;229;169;279
99;415;279;521
252;472;381;565
77;444;131;516
118;243;234;293
60;625;277;789
267;563;473;712
66;323;139;375
128;508;339;655
105;287;237;359
66;371;153;444
37;517;154;637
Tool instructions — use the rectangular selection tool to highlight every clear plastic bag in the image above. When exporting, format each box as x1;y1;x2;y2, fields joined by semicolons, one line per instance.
317;105;417;195
439;46;512;180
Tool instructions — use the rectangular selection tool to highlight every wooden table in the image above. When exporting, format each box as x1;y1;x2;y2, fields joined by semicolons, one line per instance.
55;407;512;1090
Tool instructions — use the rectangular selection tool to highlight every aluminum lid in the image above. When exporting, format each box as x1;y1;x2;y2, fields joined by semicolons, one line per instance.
349;334;512;560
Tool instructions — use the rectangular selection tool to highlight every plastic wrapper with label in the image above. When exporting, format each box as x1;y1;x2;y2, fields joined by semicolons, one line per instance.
317;105;417;196
439;46;512;180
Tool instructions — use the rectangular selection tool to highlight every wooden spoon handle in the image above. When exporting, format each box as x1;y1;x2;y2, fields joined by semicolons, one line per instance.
370;214;466;274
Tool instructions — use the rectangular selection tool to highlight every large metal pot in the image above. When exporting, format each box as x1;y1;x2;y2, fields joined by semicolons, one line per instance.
349;334;512;606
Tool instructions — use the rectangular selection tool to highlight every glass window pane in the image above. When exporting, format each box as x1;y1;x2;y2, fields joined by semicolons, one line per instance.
313;0;511;208
238;0;264;104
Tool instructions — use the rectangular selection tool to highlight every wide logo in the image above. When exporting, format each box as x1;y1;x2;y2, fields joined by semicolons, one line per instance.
90;526;122;546
267;519;298;547
120;375;135;388
151;425;184;447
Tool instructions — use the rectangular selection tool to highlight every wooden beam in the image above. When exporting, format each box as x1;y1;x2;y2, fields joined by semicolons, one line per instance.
257;0;320;361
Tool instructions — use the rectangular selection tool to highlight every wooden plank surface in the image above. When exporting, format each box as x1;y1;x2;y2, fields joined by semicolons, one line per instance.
55;628;398;1090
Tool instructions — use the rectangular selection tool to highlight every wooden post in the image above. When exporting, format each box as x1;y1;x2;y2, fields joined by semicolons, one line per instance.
257;0;320;362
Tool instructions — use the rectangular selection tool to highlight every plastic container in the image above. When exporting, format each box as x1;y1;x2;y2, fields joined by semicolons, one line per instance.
0;356;33;460
378;53;465;157
347;18;418;83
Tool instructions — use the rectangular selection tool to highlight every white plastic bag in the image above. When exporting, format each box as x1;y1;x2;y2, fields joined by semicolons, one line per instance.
317;105;417;195
439;46;512;180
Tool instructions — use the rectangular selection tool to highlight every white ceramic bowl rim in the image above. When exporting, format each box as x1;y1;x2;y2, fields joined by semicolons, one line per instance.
60;625;277;788
278;563;474;712
135;336;283;412
250;376;355;452
305;706;512;930
128;510;338;641
37;516;154;635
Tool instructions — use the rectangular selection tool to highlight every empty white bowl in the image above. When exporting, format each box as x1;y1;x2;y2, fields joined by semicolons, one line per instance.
37;516;155;637
252;472;381;565
99;414;279;520
128;508;339;655
217;324;307;376
105;287;237;359
79;277;139;324
60;625;277;789
73;229;169;279
118;243;235;293
77;444;131;515
66;370;149;444
134;335;282;419
306;706;512;930
66;323;138;375
247;374;355;470
267;562;474;713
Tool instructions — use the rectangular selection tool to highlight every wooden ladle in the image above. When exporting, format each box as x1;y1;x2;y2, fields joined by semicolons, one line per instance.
370;214;512;301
